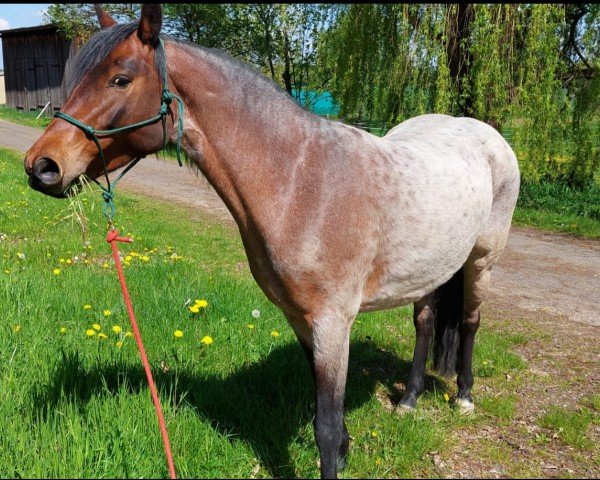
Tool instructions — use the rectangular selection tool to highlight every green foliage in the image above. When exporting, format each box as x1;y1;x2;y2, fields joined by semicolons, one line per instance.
518;180;600;221
321;4;599;186
470;5;512;128
513;5;566;182
513;179;600;238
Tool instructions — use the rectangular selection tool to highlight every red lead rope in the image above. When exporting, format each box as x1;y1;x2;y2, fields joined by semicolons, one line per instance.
106;229;177;479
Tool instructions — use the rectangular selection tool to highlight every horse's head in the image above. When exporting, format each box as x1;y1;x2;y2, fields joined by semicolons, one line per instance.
24;4;171;198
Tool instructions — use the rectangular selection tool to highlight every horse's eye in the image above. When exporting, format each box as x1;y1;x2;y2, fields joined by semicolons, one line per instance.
111;75;131;88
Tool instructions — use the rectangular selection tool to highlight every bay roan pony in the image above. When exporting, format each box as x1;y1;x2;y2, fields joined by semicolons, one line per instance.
24;5;520;478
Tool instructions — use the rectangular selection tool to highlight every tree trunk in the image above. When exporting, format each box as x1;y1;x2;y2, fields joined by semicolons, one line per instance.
445;4;474;116
282;30;293;96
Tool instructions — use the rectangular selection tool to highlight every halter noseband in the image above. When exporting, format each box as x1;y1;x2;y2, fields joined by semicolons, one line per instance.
54;38;184;221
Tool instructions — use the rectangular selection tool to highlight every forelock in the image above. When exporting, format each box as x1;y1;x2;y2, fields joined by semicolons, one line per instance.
66;22;139;95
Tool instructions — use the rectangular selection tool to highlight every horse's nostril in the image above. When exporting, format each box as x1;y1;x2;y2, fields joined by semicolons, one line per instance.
33;157;62;186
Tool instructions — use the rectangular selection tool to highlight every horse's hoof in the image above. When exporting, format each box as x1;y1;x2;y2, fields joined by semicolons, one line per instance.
455;398;475;414
395;402;415;416
337;454;348;471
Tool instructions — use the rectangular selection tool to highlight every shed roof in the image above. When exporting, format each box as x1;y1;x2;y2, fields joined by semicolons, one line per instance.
0;24;61;37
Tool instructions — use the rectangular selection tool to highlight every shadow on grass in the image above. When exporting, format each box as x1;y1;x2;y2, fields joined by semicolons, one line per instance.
32;340;448;478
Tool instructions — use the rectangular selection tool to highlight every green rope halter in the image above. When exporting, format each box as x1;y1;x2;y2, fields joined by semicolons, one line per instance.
54;38;184;222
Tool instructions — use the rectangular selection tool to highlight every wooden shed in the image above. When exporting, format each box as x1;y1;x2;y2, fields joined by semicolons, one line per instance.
0;24;76;113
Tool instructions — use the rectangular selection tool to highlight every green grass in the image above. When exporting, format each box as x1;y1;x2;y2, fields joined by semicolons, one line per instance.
513;180;600;238
539;406;595;450
0;105;52;129
512;207;600;238
0;145;531;478
479;394;517;420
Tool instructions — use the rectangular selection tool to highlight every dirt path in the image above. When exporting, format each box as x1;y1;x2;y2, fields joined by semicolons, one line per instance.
3;118;598;327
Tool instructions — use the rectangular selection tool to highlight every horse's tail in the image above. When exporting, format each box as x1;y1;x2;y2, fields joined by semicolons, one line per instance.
431;266;464;377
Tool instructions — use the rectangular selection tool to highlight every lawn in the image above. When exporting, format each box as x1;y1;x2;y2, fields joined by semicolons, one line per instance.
0;146;533;478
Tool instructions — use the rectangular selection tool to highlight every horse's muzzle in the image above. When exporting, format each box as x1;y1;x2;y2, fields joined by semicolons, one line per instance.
27;157;67;198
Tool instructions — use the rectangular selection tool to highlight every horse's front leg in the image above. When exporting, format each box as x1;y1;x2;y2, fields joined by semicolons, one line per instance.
308;311;352;479
397;294;434;411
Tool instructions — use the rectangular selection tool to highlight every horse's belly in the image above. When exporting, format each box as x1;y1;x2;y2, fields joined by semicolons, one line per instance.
359;252;467;312
359;198;489;312
359;257;465;312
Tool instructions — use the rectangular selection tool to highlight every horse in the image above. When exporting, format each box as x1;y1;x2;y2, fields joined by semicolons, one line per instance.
24;4;520;478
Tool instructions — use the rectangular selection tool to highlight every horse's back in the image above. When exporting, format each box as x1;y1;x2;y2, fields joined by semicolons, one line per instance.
384;114;518;186
383;114;519;218
359;114;519;310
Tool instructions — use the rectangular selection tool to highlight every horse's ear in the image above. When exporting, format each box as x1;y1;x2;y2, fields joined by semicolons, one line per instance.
94;4;117;29
137;4;162;46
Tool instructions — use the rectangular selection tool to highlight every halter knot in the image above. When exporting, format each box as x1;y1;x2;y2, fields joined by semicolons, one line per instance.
162;89;173;105
82;125;95;137
102;190;114;203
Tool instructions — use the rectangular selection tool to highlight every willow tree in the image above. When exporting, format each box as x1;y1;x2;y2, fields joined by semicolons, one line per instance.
320;3;598;186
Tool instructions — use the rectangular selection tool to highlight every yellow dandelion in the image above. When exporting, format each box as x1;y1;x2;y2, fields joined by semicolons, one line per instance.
103;310;111;317
4;269;10;274
83;304;92;310
59;258;66;263
125;255;132;262
112;325;122;334
92;323;101;331
200;336;213;345
13;325;21;333
66;259;72;264
375;458;382;466
371;431;378;438
271;330;280;337
124;331;134;338
102;262;109;268
141;256;150;262
174;330;184;338
123;261;131;267
60;327;67;334
53;268;61;275
194;299;208;308
86;329;96;337
443;393;450;402
98;333;108;339
247;324;255;329
189;305;200;314
116;341;123;348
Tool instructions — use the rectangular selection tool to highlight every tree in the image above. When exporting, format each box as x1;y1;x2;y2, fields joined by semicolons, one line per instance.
320;3;598;186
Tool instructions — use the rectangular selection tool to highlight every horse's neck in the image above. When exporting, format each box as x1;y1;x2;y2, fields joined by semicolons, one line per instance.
168;42;315;234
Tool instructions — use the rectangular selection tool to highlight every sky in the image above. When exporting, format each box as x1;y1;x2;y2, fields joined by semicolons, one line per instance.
0;4;51;70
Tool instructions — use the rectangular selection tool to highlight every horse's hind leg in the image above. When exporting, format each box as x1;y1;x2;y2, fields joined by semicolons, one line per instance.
397;294;435;411
458;228;511;414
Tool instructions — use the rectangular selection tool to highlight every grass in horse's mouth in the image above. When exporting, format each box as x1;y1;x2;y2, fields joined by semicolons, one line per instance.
63;175;92;236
